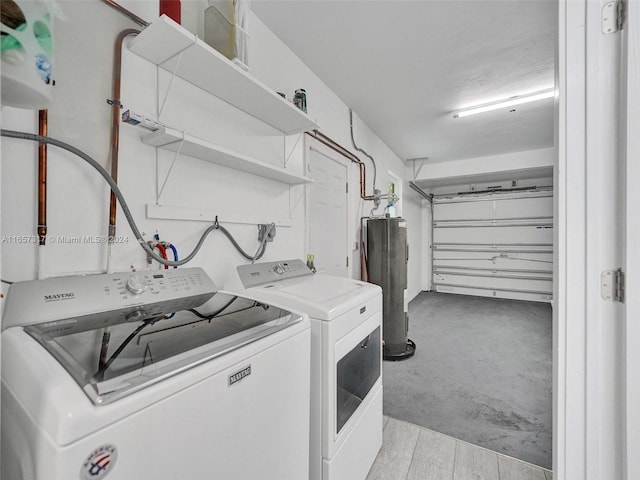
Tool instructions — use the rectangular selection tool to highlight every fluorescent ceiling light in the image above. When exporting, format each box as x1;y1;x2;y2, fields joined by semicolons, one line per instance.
453;88;555;118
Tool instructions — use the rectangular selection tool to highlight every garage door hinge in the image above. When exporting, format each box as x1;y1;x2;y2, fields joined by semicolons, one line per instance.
601;268;625;302
602;0;626;33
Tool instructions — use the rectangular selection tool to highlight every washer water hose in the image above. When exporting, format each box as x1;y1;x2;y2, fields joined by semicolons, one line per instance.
1;129;272;266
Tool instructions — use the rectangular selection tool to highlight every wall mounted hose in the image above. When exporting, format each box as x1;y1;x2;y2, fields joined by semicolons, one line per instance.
1;129;272;267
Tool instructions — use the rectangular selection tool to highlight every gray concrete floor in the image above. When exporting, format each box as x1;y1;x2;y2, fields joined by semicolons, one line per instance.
382;292;552;469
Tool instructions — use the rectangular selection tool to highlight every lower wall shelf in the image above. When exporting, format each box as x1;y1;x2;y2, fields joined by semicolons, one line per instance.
142;126;313;185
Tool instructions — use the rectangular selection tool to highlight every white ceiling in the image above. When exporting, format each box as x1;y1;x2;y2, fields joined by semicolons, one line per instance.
251;0;557;164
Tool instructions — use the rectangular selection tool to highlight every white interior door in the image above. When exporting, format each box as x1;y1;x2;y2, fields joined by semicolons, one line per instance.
307;145;348;276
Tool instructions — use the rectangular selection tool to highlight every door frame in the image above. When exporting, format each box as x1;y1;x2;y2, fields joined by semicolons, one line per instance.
386;170;403;218
557;0;630;478
623;0;639;477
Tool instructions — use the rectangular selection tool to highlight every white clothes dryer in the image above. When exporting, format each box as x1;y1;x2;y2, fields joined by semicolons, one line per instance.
1;267;310;480
235;259;383;480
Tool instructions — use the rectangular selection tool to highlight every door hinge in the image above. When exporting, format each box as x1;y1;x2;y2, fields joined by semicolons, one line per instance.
602;0;626;34
346;182;349;194
346;256;349;267
601;268;625;302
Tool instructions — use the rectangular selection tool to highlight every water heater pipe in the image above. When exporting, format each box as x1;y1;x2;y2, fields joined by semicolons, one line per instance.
106;29;139;272
305;130;377;201
108;29;140;237
37;109;47;245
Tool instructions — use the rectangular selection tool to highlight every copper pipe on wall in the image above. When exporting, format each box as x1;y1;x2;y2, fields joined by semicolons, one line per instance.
38;109;48;245
305;130;377;201
108;29;140;239
101;0;149;27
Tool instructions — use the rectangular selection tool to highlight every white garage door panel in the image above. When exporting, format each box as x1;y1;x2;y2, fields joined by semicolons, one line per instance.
433;246;552;254
434;267;552;281
434;226;553;244
434;273;552;291
432;190;553;302
495;197;553;218
433;249;553;271
433;259;552;273
433;195;553;220
435;284;553;302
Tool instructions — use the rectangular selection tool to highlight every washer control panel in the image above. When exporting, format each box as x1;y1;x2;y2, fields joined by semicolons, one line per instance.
2;268;217;331
237;259;312;288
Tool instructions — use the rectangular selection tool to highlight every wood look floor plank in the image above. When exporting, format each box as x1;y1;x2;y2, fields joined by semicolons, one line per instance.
366;418;421;480
453;441;499;480
407;428;456;480
544;471;553;480
497;455;546;480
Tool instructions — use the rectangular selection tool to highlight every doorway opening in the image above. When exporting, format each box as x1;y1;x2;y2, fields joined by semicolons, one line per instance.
383;176;554;470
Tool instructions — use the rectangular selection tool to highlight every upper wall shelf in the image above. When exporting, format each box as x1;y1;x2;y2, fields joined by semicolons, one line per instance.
143;126;313;185
128;15;319;135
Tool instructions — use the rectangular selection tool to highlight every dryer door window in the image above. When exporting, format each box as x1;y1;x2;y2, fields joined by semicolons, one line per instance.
336;325;381;433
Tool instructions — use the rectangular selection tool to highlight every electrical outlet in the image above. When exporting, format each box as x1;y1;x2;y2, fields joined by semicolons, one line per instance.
258;224;277;242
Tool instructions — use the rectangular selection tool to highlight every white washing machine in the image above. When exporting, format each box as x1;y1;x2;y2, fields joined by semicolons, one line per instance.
1;267;310;480
234;259;383;480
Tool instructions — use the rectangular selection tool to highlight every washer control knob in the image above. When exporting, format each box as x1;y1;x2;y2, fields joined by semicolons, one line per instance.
273;264;285;275
126;275;147;295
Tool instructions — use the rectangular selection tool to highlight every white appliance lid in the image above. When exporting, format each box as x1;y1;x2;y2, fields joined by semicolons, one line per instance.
249;274;380;320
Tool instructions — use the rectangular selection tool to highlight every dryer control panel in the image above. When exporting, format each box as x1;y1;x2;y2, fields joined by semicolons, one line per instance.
237;259;313;288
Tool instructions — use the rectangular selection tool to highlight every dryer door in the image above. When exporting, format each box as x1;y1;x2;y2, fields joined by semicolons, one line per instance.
336;325;381;434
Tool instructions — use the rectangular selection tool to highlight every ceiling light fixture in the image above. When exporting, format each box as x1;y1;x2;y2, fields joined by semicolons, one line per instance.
452;88;555;118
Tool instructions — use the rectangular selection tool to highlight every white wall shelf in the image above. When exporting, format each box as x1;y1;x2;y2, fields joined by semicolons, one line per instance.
143;126;313;185
128;15;319;135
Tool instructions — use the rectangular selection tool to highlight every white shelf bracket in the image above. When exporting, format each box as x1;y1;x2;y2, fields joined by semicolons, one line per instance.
156;36;197;120
156;139;185;204
407;157;429;180
284;133;303;168
289;184;305;218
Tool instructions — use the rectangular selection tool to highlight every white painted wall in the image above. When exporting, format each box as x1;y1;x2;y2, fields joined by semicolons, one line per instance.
413;147;554;188
0;2;422;301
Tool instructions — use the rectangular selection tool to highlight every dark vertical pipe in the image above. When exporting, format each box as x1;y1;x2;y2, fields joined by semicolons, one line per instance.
108;29;139;240
38;109;47;245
